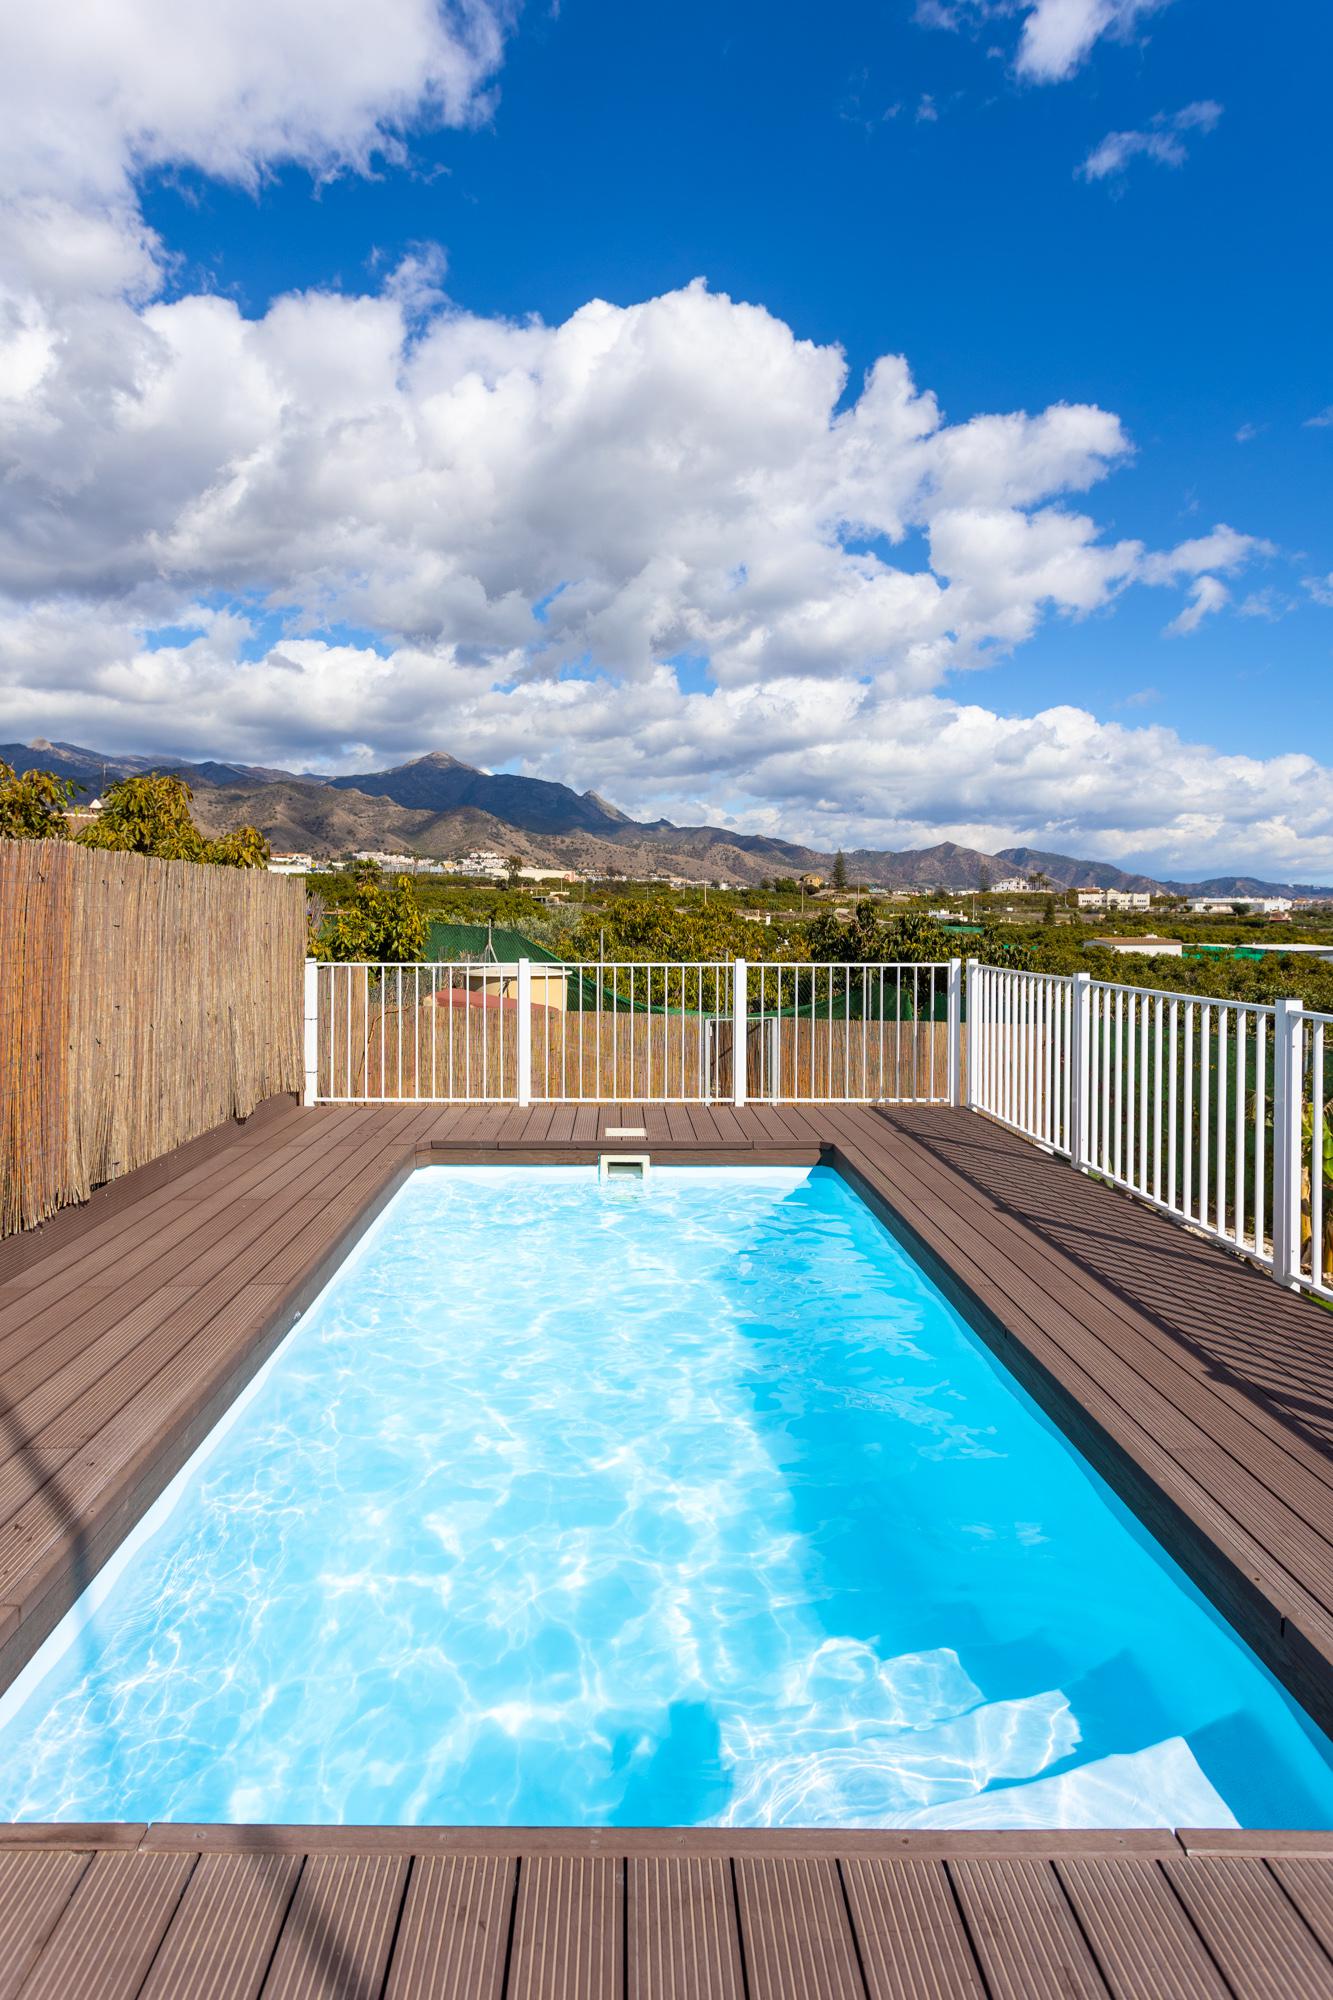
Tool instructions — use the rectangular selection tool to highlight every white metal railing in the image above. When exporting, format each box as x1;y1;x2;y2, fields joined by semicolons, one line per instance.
1288;1005;1333;1300
303;955;1333;1305
968;963;1333;1304
307;960;527;1102
305;957;963;1108
1084;979;1272;1263
967;964;1074;1154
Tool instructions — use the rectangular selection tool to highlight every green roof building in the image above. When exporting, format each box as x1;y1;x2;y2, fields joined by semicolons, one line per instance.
426;921;563;964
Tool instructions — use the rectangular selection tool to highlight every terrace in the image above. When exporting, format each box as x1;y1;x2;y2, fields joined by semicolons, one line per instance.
2;853;1332;1995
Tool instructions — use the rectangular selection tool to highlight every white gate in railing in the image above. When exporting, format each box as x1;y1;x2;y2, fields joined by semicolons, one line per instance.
304;957;962;1109
968;963;1333;1303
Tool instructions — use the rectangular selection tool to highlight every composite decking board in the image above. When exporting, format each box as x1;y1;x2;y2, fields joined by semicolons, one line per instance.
258;1850;410;2000
1268;1858;1333;1959
839;1856;985;2000
1053;1857;1230;2000
901;1104;1333;1457
947;1857;1111;2000
750;1104;816;1148
626;1854;744;2000
0;1847;91;2000
0;1097;310;1288
820;1113;1333;1658
660;1104;699;1146
862;1109;1333;1511
382;1853;516;2000
130;1826;1183;1859
732;1854;866;2000
1161;1856;1333;1998
571;1105;602;1145
0;1120;356;1352
506;1853;624;2000
135;1850;304;2000
687;1103;748;1148
3;1842;1333;2000
540;1108;580;1146
13;1849;196;2000
0;1107;341;1313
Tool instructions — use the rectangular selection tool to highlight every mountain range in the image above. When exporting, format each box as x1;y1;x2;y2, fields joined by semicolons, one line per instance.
5;738;1330;899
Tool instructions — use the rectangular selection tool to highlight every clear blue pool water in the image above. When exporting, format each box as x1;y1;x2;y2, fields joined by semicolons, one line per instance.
1;1163;1331;1829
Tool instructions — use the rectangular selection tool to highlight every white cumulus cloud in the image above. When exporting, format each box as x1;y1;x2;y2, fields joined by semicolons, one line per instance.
0;0;1326;879
1016;0;1173;82
915;0;1176;85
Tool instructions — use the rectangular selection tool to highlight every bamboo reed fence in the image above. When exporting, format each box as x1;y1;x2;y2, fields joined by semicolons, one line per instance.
0;841;305;1235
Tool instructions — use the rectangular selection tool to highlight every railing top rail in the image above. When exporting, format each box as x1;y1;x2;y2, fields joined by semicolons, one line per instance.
313;959;534;971
754;959;955;971
1087;977;1276;1016
971;964;1073;983
310;957;958;973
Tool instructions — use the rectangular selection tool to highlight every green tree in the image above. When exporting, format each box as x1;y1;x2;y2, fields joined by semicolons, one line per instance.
831;849;848;891
0;761;76;840
79;773;206;859
77;773;269;867
311;869;427;962
206;823;272;869
505;854;525;889
809;899;1033;970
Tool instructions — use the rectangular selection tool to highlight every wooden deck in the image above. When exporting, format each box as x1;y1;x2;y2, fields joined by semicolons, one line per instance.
2;1096;1333;1994
2;1821;1333;1998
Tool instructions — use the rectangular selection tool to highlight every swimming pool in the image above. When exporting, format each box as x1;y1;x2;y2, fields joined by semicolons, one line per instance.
0;1163;1330;1828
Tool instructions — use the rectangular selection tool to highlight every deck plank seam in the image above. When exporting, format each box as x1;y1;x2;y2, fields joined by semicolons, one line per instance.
1259;1855;1333;1974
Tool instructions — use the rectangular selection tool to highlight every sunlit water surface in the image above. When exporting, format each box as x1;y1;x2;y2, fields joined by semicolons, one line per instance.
1;1164;1331;1828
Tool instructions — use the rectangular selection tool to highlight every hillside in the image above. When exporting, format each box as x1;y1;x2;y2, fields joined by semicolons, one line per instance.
6;738;1331;896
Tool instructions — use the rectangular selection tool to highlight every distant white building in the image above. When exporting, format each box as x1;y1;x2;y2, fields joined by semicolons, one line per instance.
1077;888;1152;912
1089;935;1183;957
266;851;312;875
352;849;419;871
1189;895;1294;915
991;876;1037;894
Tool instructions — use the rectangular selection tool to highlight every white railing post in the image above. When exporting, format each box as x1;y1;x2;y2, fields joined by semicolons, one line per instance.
1069;971;1092;1170
947;958;963;1107
303;959;319;1104
963;959;980;1109
733;958;748;1108
1272;997;1303;1287
516;958;532;1108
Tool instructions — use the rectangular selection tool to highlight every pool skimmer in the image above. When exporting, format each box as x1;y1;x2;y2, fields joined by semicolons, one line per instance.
599;1152;651;1185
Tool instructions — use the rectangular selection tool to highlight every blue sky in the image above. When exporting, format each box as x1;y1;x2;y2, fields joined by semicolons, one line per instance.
2;0;1331;873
